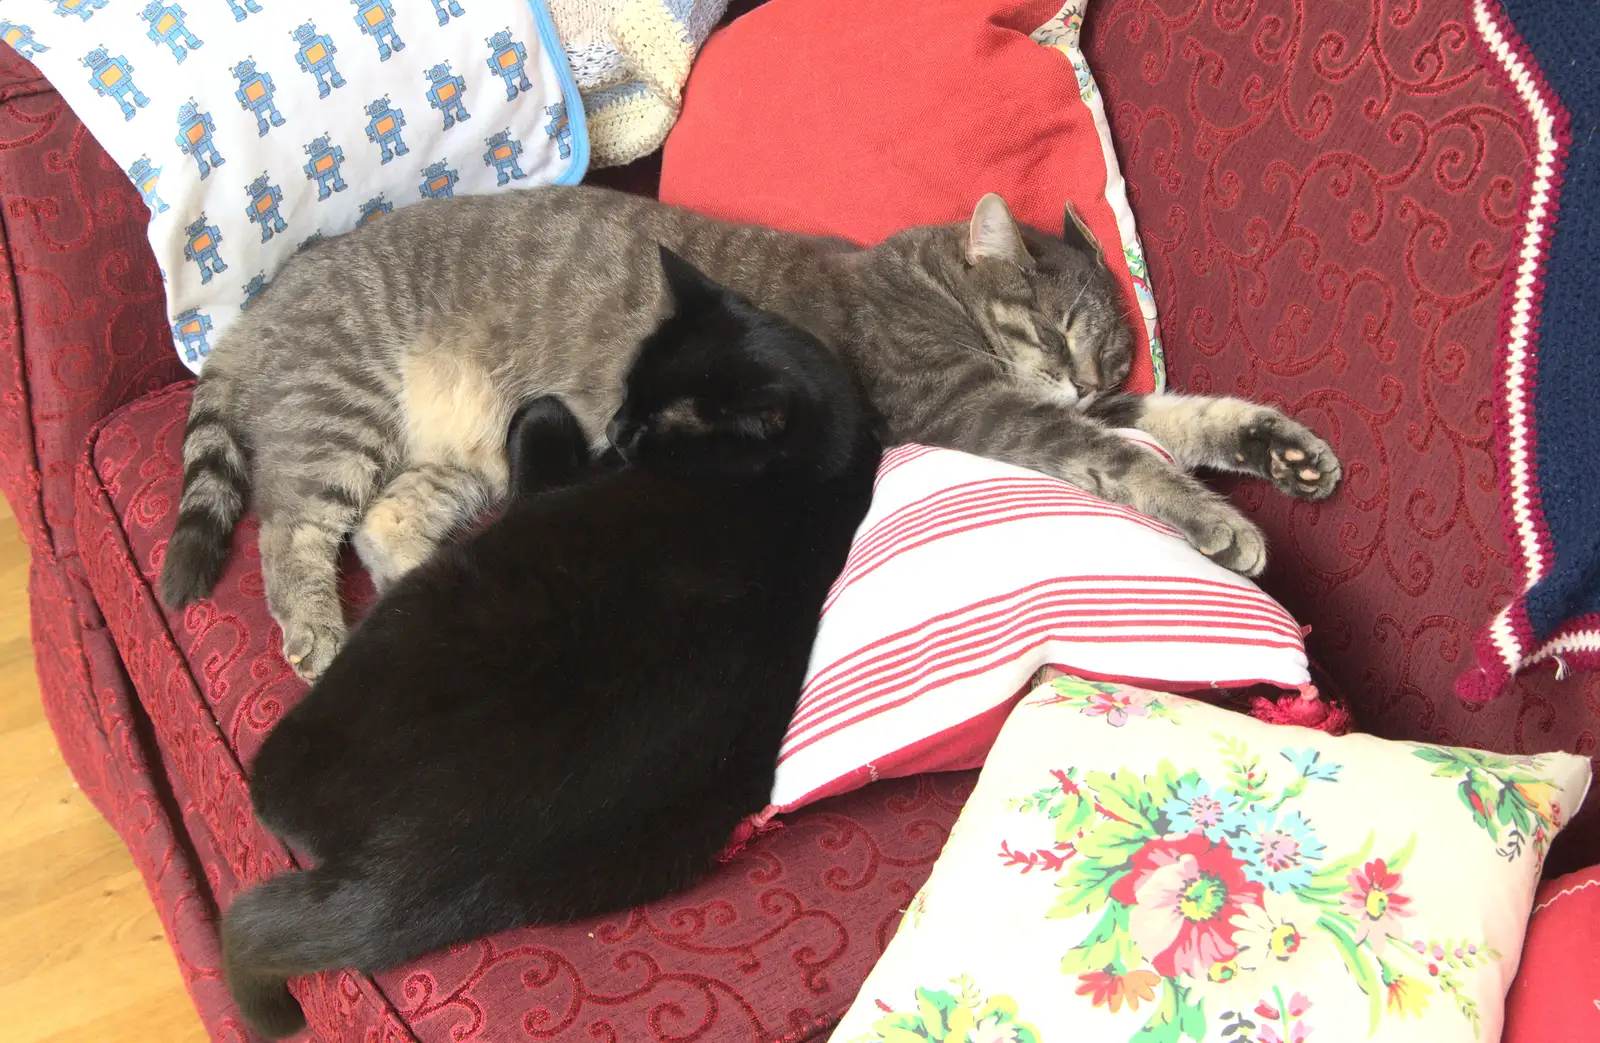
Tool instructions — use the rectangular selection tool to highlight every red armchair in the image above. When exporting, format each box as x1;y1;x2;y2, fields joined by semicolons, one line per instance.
0;1;1593;1039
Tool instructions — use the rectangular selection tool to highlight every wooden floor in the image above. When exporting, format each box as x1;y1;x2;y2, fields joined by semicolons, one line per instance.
0;498;209;1042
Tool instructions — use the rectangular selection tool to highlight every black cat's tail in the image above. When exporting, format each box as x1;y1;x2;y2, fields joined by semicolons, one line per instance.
222;870;435;1039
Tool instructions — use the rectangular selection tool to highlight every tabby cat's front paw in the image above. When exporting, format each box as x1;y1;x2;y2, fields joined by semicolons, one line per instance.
1241;416;1341;501
1185;502;1268;578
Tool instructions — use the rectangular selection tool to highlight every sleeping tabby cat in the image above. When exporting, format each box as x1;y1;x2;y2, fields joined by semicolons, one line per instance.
162;186;1340;680
221;250;882;1038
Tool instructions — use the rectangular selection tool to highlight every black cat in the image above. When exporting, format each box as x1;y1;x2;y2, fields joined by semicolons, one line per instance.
221;248;883;1038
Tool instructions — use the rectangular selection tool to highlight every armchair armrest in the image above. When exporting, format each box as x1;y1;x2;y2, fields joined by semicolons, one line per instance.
0;50;186;564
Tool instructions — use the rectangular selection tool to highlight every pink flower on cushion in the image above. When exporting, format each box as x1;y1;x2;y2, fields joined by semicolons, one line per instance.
1110;832;1264;978
1341;859;1412;955
1083;688;1154;727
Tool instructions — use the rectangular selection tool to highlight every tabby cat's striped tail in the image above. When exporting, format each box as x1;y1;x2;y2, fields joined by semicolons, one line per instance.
161;369;250;607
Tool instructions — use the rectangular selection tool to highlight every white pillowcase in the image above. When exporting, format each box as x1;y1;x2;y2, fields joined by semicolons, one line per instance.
770;439;1311;815
10;0;587;372
829;677;1591;1043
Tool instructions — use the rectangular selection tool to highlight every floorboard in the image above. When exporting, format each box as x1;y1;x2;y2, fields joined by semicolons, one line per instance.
0;497;209;1042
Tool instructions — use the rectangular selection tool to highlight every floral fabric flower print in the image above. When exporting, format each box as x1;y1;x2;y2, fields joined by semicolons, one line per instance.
972;685;1549;1043
1162;775;1239;841
1110;832;1265;978
1082;687;1154;727
1074;969;1160;1014
1384;972;1430;1018
1281;747;1341;782
1342;858;1413;954
1230;902;1303;970
1231;808;1325;892
1252;991;1314;1043
856;977;1040;1043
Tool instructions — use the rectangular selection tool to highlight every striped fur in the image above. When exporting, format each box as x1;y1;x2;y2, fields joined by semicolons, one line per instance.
161;186;1340;680
162;372;250;607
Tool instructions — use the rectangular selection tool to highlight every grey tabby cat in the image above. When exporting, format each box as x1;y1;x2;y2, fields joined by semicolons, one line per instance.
162;186;1339;681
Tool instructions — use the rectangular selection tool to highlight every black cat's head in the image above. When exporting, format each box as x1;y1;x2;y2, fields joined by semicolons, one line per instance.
606;247;868;480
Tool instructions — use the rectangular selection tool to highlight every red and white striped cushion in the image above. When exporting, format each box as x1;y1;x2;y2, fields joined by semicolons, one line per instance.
770;437;1310;814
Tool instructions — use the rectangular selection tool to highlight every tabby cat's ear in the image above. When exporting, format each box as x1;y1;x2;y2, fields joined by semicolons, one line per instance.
658;245;721;311
964;194;1035;269
1061;202;1105;266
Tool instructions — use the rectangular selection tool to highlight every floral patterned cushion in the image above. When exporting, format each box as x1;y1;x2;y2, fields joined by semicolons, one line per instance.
828;678;1592;1043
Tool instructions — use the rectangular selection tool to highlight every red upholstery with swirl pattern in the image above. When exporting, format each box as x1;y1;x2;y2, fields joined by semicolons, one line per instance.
1;0;1596;1039
74;381;972;1042
1080;0;1599;862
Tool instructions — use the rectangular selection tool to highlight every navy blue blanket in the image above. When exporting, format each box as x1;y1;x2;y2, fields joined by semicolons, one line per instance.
1459;0;1600;699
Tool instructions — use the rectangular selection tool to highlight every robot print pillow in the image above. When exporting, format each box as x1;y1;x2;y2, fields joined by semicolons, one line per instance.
5;0;587;372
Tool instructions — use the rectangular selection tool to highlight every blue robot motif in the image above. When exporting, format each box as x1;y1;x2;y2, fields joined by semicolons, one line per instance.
298;231;325;251
0;22;50;60
357;195;392;226
184;214;227;283
82;47;148;121
423;62;469;131
363;96;408;163
127;156;170;214
53;0;108;21
351;0;404;61
170;308;214;362
245;173;287;243
233;58;285;136
417;160;458;200
223;0;263;21
430;0;464;25
291;22;345;98
241;273;267;309
482;129;525;186
485;30;531;101
141;3;202;63
302;135;347;200
176;100;225;179
544;102;571;160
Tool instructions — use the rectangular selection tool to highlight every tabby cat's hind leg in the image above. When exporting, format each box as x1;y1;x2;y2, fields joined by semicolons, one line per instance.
259;501;357;682
353;463;499;591
1089;393;1341;500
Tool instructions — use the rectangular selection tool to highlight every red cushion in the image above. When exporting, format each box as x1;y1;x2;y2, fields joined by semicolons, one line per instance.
75;383;973;1042
660;0;1162;394
1503;866;1600;1041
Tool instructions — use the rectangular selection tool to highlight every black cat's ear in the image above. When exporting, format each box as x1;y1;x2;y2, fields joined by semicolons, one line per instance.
658;245;721;312
964;193;1035;270
506;395;589;499
1061;201;1105;266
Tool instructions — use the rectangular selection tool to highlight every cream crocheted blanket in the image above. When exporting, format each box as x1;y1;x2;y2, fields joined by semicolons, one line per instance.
549;0;729;167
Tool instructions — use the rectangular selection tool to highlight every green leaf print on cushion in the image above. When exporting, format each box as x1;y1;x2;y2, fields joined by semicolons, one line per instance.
1033;676;1182;727
852;976;1041;1043
1408;746;1566;862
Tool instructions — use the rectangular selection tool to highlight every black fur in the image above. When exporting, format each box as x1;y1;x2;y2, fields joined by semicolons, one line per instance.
221;248;882;1037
